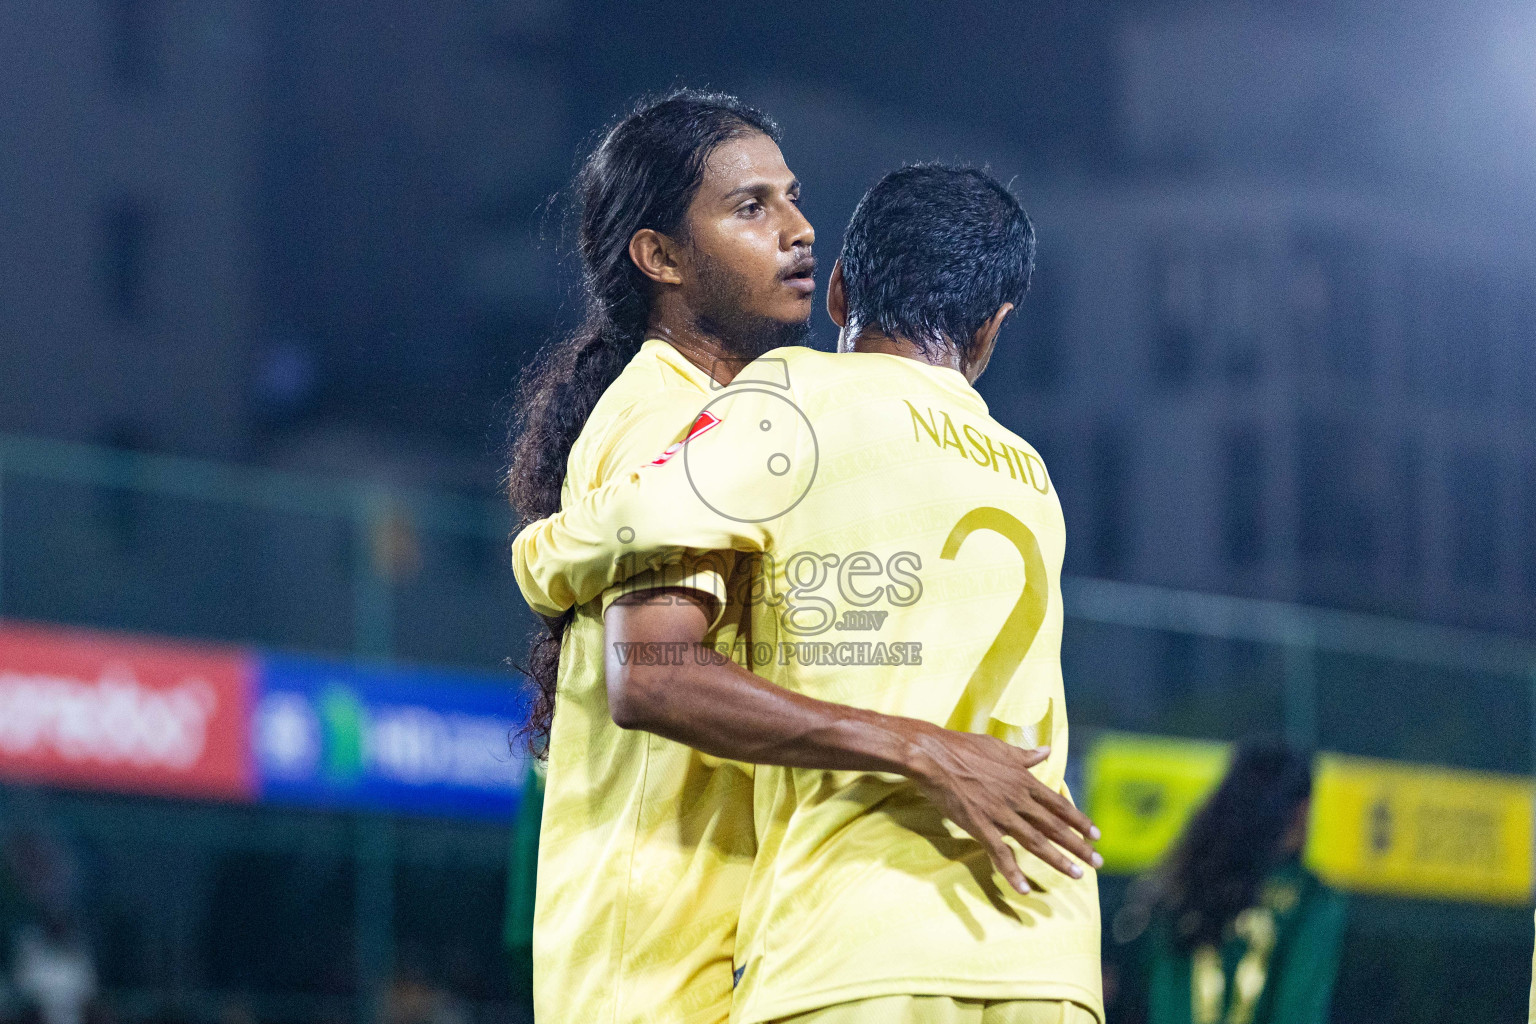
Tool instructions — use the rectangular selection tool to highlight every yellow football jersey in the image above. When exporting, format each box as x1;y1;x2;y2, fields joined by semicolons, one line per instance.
514;346;1103;1024
525;339;757;1024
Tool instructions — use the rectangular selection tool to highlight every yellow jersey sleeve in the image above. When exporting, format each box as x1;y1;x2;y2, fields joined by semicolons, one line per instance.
513;381;815;614
512;395;732;617
597;563;733;634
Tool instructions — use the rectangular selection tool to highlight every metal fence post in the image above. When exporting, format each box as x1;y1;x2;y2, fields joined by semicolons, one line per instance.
352;491;393;659
354;814;395;1024
1529;668;1536;776
1282;618;1319;751
350;490;397;1024
0;457;6;618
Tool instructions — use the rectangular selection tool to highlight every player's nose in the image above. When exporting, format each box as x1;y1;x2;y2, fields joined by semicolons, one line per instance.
782;200;814;251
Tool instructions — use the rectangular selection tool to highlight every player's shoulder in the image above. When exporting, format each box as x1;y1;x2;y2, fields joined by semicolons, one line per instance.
571;341;711;482
965;405;1046;470
735;345;835;384
736;345;904;395
765;344;835;368
591;340;701;410
982;412;1033;456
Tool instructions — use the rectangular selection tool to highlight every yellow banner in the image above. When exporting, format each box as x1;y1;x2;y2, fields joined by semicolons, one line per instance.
1084;732;1231;874
1085;736;1536;903
1305;753;1535;905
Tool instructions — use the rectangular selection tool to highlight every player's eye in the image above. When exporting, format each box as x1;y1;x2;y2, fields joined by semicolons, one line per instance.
737;199;764;217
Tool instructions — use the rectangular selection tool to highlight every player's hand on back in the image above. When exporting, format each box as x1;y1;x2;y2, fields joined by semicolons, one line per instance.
904;724;1103;894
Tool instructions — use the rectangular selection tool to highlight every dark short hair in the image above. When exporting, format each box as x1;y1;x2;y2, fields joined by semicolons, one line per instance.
839;164;1035;359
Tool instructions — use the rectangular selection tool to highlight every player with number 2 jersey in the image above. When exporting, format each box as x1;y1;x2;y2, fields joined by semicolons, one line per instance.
513;340;1101;1023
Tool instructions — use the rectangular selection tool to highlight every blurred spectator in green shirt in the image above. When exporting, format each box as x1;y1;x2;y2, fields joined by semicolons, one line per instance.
1114;739;1347;1024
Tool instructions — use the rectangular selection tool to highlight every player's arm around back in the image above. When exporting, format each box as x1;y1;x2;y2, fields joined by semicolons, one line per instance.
511;384;803;615
605;588;1103;893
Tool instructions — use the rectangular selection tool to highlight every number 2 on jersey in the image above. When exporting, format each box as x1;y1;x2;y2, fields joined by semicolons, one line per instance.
939;507;1047;735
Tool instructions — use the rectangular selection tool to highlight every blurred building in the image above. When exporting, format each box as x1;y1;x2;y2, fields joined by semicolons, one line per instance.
1006;10;1536;638
1005;178;1536;637
1;0;1532;632
748;8;1536;639
0;0;575;490
0;1;264;459
255;0;573;489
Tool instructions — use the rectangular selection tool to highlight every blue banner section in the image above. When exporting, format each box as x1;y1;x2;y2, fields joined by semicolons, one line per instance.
253;653;529;819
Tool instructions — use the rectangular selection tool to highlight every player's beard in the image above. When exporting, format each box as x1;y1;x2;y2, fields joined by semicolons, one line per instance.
689;248;811;366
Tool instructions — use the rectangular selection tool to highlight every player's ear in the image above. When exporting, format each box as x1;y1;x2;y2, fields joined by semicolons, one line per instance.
827;259;849;328
964;302;1013;383
629;228;685;287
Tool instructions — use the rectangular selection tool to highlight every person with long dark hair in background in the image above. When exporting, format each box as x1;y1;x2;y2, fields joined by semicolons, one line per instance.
1113;739;1347;1024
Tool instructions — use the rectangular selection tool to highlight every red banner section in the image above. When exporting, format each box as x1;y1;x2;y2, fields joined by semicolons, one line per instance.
0;622;255;800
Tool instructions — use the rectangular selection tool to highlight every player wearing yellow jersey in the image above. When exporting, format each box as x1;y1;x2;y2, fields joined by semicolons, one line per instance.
505;96;1095;1024
504;90;815;1024
514;166;1104;1023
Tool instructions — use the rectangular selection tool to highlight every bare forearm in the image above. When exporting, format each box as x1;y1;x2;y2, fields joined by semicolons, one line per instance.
613;646;936;778
601;588;1100;892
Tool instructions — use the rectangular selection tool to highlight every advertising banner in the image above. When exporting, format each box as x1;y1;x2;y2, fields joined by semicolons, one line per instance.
1085;734;1536;903
0;621;255;800
253;653;528;819
10;615;1526;878
1084;731;1231;873
1305;753;1535;904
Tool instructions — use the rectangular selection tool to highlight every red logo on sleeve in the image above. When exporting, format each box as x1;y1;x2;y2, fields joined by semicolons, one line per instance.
649;411;722;466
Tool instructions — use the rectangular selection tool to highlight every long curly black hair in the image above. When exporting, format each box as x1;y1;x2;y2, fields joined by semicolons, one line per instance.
505;89;779;754
1119;737;1313;951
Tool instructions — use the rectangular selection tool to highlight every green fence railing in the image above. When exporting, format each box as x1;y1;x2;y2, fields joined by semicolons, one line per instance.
2;431;1535;1024
2;429;1533;768
0;432;526;671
